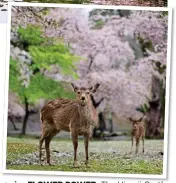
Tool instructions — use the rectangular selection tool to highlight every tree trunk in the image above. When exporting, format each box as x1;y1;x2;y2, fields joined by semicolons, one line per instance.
90;95;105;137
146;99;161;138
109;117;113;133
145;75;164;138
8;116;18;131
21;96;29;135
99;112;106;135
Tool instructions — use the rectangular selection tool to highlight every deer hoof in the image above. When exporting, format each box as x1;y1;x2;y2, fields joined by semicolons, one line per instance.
85;164;90;168
73;161;79;168
48;163;54;166
85;160;89;167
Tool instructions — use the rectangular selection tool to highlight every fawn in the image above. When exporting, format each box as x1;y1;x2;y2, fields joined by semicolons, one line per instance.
39;83;100;167
129;116;145;154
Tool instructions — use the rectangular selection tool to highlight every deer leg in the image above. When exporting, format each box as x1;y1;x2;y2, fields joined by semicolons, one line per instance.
45;130;60;166
135;138;139;154
84;134;89;167
71;132;78;168
39;133;46;165
142;136;145;153
131;136;134;153
39;124;54;165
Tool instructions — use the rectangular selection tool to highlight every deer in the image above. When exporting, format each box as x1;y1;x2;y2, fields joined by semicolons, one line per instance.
129;115;146;154
39;83;100;168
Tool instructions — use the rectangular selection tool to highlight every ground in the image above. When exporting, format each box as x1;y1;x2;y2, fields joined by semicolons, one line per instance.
6;136;163;175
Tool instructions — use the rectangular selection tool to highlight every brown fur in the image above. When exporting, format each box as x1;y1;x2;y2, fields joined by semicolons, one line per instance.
39;83;100;167
129;116;145;154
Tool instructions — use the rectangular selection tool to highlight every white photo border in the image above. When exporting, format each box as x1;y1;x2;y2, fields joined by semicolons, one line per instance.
2;2;173;179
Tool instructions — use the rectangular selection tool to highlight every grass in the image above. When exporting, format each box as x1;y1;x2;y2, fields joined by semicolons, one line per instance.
6;136;163;175
7;159;162;174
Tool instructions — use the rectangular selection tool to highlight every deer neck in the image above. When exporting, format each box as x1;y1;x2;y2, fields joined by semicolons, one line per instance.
79;98;97;123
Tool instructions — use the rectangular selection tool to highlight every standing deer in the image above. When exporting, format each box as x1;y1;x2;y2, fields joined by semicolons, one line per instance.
129;115;145;154
39;83;100;167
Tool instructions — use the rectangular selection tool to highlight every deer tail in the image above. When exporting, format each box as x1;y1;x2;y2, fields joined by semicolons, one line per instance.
40;112;43;123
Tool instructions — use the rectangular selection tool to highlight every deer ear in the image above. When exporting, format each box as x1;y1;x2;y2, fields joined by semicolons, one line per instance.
138;117;142;122
89;83;100;93
129;117;132;122
71;83;79;92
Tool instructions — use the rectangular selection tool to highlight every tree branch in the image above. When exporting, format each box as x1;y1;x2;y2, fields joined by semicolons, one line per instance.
90;95;104;108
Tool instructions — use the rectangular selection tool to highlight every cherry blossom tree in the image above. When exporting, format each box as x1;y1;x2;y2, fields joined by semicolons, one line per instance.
10;6;168;137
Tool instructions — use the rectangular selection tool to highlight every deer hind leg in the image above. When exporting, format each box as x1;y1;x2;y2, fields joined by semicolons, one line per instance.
39;133;46;165
71;131;79;168
45;129;60;166
84;133;89;167
39;123;54;165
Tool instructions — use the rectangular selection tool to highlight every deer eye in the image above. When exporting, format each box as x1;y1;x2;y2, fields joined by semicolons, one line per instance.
86;91;90;95
77;91;81;94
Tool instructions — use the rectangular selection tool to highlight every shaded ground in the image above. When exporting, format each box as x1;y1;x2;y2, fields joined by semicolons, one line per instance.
6;137;163;174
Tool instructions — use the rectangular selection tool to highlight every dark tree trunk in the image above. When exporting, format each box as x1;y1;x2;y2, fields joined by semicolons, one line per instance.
90;95;104;108
8;116;18;131
21;96;29;135
99;112;106;134
145;75;164;138
90;95;105;137
109;115;113;133
146;99;161;138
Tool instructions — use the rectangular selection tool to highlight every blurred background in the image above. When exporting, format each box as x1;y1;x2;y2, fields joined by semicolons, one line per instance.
8;7;168;140
0;0;168;7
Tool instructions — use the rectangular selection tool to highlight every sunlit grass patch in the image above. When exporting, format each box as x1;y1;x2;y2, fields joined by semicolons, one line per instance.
7;142;38;161
6;136;163;175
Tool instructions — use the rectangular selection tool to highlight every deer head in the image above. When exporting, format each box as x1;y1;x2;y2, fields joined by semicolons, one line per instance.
71;83;100;106
129;117;143;131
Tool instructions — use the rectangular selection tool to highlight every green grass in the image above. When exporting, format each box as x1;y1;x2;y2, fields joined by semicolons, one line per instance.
7;143;38;161
7;159;162;174
6;136;163;175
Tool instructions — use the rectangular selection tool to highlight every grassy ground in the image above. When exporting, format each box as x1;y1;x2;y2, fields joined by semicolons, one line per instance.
6;136;163;175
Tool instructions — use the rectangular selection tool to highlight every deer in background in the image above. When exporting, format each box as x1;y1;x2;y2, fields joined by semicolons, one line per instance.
129;115;146;154
39;83;100;167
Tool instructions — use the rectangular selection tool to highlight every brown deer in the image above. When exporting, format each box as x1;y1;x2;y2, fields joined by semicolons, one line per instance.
129;116;145;154
39;83;100;167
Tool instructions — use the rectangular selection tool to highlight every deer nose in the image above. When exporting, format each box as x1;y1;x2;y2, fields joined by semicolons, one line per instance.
81;96;85;100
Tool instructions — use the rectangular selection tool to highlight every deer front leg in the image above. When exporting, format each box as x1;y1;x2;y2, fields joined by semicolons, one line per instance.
45;136;51;166
131;136;134;153
45;130;60;166
142;136;145;153
84;133;89;167
71;131;79;168
135;138;139;154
